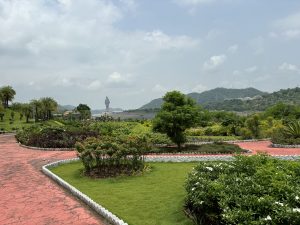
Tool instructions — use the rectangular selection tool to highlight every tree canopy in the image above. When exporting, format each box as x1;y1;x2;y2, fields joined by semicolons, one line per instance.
153;91;200;148
0;86;16;108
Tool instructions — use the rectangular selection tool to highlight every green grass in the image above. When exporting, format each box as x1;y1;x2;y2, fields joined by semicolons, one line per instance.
0;109;35;132
51;162;198;225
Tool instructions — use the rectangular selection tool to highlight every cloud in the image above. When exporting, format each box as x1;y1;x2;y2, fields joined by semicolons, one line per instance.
272;12;300;40
249;37;264;55
152;84;168;93
279;63;300;73
245;66;258;73
228;44;239;54
86;80;102;91
192;84;208;93
143;30;199;50
174;0;216;7
203;54;227;71
106;72;132;88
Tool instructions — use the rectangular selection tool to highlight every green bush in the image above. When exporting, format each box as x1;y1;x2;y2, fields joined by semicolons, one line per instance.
271;120;300;145
16;125;98;148
184;154;300;225
75;135;150;177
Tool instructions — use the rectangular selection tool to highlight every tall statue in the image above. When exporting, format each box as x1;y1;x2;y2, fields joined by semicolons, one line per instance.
105;96;110;111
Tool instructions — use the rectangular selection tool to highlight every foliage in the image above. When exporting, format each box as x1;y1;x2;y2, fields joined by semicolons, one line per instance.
16;125;98;148
185;154;300;225
150;142;246;154
187;136;242;142
75;135;150;177
95;114;115;122
0;85;16;108
245;114;260;138
76;103;91;120
272;120;300;145
153;91;200;148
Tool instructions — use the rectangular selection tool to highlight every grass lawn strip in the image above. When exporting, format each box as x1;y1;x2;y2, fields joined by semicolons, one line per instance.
50;161;198;225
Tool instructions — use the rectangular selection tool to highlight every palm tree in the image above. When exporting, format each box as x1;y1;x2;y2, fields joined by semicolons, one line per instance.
40;97;58;120
21;103;33;123
0;86;16;108
30;99;42;122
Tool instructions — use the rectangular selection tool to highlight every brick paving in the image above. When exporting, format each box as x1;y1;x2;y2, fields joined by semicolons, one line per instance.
236;140;300;155
0;134;106;225
1;134;300;225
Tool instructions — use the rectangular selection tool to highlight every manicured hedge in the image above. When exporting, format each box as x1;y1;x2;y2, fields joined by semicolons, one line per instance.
185;154;300;225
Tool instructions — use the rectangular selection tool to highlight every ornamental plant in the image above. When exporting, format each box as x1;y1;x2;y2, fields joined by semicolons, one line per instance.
184;154;300;225
75;135;151;177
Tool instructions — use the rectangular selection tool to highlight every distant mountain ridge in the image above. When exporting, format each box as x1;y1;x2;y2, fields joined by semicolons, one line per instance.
140;87;266;110
204;87;300;111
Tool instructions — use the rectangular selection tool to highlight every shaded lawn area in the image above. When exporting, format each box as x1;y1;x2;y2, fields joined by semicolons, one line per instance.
51;162;197;225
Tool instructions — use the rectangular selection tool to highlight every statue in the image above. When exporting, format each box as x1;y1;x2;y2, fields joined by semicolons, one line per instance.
105;96;110;112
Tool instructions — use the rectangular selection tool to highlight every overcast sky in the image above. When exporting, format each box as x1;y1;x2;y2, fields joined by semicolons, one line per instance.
1;0;300;109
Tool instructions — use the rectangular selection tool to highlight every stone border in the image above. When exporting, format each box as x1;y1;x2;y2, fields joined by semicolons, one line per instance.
20;143;74;151
42;158;128;225
43;154;300;225
271;143;300;148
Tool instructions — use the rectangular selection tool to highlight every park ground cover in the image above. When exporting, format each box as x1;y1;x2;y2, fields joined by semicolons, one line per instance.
51;161;197;225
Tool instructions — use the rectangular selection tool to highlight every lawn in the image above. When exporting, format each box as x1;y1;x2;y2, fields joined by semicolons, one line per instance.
51;162;198;225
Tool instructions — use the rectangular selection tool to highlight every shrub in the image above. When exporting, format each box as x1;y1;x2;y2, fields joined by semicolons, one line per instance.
16;125;98;148
184;154;300;225
272;120;300;145
75;135;150;177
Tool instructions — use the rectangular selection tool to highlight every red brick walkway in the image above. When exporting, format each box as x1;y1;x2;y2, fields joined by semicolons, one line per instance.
236;141;300;155
0;135;106;225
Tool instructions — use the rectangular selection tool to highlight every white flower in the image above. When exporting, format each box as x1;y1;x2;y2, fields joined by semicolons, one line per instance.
293;208;300;213
296;196;299;200
191;188;195;191
264;215;272;221
199;201;204;204
206;166;213;171
195;182;199;185
275;202;284;206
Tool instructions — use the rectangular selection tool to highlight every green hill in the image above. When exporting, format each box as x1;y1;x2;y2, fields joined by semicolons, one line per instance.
140;87;265;110
204;87;300;111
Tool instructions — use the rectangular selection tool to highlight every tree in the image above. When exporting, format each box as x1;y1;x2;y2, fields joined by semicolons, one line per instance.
76;104;91;120
0;86;16;108
153;91;200;148
30;99;42;122
0;104;4;121
245;114;261;138
21;103;33;123
40;97;58;120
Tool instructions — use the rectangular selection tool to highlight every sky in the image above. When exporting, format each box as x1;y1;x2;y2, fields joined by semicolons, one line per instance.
1;0;300;109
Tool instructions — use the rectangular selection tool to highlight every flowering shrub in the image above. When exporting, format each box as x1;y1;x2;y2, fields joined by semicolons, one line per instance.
184;154;300;225
75;135;150;177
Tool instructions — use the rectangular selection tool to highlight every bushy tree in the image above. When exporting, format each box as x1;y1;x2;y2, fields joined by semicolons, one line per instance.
245;114;260;138
0;86;16;108
76;103;91;120
153;91;200;148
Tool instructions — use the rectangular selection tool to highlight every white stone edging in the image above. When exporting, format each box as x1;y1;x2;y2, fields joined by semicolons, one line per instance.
271;143;300;148
20;143;74;151
43;154;300;225
42;158;128;225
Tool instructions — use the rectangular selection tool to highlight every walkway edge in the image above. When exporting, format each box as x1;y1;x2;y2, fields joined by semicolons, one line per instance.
42;158;128;225
42;155;300;225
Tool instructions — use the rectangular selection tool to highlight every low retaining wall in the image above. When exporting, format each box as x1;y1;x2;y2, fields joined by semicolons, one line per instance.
20;143;74;151
271;143;300;148
43;154;300;225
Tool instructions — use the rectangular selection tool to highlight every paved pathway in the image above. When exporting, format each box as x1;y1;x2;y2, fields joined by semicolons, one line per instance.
236;140;300;155
0;135;106;225
1;135;300;225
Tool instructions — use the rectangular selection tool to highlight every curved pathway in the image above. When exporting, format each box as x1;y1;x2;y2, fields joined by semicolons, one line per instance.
236;140;300;155
1;135;300;225
0;135;106;225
